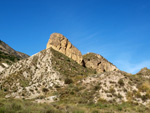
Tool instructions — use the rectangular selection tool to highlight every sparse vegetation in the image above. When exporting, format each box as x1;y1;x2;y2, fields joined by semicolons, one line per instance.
0;94;149;113
1;43;150;113
64;78;73;84
1;72;30;92
42;88;49;93
109;87;116;94
0;51;20;65
51;48;96;82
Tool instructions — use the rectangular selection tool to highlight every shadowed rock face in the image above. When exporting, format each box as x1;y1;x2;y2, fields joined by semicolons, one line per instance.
83;53;119;73
46;33;83;65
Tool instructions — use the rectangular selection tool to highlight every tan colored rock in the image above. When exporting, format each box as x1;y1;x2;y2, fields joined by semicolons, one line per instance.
46;33;83;64
83;53;119;73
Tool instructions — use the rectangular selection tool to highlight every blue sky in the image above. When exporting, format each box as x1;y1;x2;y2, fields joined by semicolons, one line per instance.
0;0;150;74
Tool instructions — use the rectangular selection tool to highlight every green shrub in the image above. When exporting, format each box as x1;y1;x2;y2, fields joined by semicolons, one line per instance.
42;88;49;93
92;110;99;113
109;87;115;94
118;79;124;86
65;78;73;84
94;85;100;90
11;102;22;111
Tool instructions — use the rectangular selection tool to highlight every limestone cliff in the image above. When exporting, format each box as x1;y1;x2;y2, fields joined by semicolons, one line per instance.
46;33;83;65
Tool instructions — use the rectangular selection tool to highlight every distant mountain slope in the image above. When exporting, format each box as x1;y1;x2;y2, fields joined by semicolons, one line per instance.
0;40;29;72
0;40;29;59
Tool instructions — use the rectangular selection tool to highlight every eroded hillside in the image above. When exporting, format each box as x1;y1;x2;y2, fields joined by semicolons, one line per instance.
0;40;29;72
0;33;150;113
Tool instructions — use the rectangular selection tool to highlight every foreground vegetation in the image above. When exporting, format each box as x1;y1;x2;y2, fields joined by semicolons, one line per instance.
0;97;150;113
0;90;150;113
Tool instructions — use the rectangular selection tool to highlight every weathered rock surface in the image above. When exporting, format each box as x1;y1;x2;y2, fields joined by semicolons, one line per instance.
46;33;83;64
83;53;118;73
0;63;9;73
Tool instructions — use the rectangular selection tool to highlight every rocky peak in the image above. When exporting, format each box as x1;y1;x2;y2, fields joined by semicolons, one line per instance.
83;52;118;73
46;33;83;65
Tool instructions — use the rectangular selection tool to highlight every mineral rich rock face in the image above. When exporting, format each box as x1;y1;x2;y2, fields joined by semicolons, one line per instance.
83;53;118;73
46;33;83;64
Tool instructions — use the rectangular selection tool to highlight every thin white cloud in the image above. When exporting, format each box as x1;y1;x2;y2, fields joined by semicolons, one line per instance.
115;59;150;74
85;32;99;40
112;51;150;74
76;32;99;44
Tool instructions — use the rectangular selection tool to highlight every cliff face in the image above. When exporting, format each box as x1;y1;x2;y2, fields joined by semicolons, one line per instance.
83;53;118;73
46;33;83;65
46;33;119;73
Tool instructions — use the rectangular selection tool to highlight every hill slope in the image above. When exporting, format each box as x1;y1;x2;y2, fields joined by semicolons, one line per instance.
0;33;150;112
0;48;95;100
0;40;29;72
1;47;150;106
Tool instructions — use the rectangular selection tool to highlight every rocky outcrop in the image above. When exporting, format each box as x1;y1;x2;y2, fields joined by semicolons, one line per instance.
46;33;83;65
0;63;9;73
83;53;118;73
